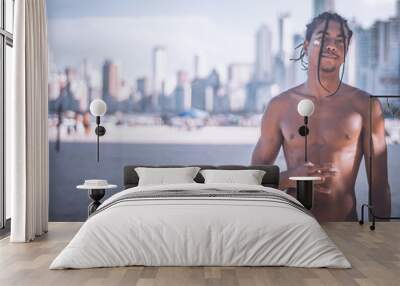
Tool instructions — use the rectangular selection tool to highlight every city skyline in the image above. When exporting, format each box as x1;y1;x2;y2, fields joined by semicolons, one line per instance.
47;0;398;83
47;0;400;115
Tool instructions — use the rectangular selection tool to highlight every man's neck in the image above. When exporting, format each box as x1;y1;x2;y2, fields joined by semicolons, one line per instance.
305;70;341;98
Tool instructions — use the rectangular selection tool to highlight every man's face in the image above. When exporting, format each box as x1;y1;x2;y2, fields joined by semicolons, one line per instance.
305;20;349;74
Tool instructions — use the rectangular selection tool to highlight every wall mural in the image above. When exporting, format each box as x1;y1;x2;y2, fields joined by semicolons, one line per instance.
47;0;400;221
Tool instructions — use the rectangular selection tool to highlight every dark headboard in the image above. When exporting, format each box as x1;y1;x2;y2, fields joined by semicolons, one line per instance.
123;165;280;189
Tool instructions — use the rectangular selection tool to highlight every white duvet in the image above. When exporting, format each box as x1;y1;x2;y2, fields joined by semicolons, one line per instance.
50;183;351;269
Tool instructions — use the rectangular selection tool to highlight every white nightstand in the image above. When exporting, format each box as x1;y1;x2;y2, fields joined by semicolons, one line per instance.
77;180;117;216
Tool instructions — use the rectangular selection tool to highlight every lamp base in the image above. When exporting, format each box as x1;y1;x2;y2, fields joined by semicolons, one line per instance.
298;125;309;136
95;126;106;136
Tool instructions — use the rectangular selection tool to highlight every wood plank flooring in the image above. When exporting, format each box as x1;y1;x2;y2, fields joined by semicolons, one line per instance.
0;222;399;286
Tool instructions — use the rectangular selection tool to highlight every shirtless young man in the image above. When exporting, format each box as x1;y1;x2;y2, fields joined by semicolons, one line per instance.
251;12;391;221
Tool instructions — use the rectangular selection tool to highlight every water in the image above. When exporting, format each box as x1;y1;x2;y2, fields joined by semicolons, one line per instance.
49;142;400;221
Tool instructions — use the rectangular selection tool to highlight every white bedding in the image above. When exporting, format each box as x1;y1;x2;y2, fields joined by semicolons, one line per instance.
50;183;351;269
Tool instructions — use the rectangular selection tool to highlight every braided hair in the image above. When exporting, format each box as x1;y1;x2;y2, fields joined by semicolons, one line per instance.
291;12;353;96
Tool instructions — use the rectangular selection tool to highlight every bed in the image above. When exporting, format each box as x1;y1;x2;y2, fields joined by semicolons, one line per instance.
50;165;351;269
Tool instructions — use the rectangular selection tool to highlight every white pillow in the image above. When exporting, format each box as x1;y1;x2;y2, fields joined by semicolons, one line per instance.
200;169;266;185
135;167;201;186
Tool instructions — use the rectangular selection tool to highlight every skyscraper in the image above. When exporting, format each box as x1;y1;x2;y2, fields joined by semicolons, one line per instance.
152;46;167;110
313;0;335;17
274;13;290;91
194;55;200;79
352;5;400;96
102;59;119;100
191;78;208;111
397;0;400;19
136;77;149;112
254;25;273;82
288;33;306;87
174;70;191;112
351;24;371;90
82;59;92;111
227;63;252;111
208;69;222;113
278;13;290;59
371;16;400;95
137;77;149;98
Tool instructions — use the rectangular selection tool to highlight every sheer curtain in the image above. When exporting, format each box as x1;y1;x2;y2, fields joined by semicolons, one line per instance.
9;0;49;242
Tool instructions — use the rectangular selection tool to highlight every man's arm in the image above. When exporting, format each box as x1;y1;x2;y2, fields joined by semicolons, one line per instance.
363;97;391;217
251;98;293;189
251;98;283;165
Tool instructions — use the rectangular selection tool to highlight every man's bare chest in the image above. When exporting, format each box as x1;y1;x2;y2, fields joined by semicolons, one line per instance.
280;102;364;149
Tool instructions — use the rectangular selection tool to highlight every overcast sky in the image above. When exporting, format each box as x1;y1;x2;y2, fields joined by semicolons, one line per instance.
47;0;398;84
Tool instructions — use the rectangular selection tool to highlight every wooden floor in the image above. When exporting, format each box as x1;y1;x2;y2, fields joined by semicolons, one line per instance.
0;222;399;286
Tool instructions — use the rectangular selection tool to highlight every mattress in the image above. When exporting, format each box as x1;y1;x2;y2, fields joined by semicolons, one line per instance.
50;183;351;269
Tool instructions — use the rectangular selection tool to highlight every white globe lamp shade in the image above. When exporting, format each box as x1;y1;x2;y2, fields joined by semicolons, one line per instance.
297;99;315;117
90;99;107;116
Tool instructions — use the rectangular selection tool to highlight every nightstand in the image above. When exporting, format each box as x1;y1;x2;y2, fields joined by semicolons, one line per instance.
77;180;117;216
289;176;321;210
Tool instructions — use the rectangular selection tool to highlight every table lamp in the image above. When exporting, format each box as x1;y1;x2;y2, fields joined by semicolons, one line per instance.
89;99;107;162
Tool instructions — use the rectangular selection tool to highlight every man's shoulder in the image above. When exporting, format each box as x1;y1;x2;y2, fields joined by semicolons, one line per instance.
343;84;370;101
261;90;295;120
342;84;372;114
268;86;300;105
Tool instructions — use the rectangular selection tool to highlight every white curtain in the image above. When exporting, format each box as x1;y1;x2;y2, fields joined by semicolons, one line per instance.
9;0;49;242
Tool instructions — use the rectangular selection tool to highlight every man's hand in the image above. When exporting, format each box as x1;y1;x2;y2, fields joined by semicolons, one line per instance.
296;162;336;181
279;162;337;189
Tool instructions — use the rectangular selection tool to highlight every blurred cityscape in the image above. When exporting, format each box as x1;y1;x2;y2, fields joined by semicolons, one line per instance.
48;0;400;133
47;0;400;221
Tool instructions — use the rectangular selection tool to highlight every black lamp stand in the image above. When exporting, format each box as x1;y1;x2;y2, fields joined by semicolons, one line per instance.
94;116;106;162
298;116;309;162
296;116;314;209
